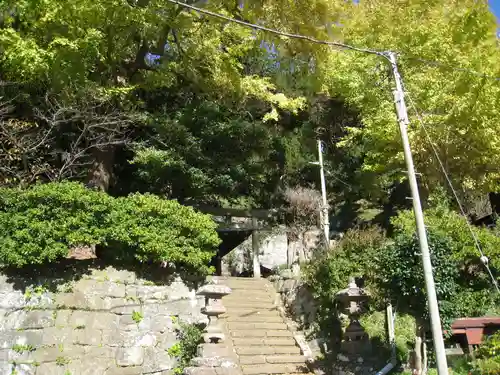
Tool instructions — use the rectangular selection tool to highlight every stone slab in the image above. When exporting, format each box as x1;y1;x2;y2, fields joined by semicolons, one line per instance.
74;328;102;346
142;347;175;373
3;310;28;330
105;365;144;375
54;309;72;327
225;316;282;323
227;322;287;330
184;367;217;375
84;346;116;359
241;363;309;375
115;347;144;366
12;330;44;349
32;346;67;362
232;338;296;346
33;362;67;375
235;346;301;355
41;327;73;346
266;355;306;364
239;355;266;365
21;310;55;330
197;344;232;358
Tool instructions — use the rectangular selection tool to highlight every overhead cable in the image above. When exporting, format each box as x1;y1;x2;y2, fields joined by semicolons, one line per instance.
406;92;500;294
167;0;500;81
165;0;384;56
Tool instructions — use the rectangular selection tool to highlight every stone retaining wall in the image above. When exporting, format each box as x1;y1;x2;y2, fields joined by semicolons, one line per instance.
270;271;317;336
0;263;206;375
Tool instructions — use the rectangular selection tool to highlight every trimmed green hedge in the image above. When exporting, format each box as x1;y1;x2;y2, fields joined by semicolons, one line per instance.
0;182;220;274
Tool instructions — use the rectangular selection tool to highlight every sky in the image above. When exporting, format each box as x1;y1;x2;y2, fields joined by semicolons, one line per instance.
490;0;500;20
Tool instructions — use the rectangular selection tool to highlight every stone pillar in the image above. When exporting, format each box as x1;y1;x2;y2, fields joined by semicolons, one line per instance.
184;281;241;375
252;217;261;278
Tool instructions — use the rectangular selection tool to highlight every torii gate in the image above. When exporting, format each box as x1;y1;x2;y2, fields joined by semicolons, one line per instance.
193;206;278;278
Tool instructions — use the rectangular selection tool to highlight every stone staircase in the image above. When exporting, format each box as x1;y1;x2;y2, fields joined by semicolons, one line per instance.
221;277;311;375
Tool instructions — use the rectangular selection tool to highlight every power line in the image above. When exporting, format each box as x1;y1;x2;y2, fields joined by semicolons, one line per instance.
168;0;500;83
405;92;500;294
165;0;384;56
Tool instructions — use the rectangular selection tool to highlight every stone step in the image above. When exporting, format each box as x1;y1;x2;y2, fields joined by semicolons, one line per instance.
228;322;288;330
224;277;271;282
225;294;274;300
239;355;307;365
224;299;276;306
224;300;276;308
225;283;271;289
223;308;280;317
241;363;309;375
225;284;271;290
225;315;283;323
235;346;301;355
224;291;275;301
226;283;273;289
233;337;296;347
225;287;271;292
230;330;293;338
266;355;307;364
225;280;272;286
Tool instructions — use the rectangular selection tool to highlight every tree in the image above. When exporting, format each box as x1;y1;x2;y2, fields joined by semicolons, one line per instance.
229;0;500;195
377;201;499;374
283;186;322;264
0;0;305;197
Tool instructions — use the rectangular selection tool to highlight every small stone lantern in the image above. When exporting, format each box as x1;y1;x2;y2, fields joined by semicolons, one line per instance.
184;280;240;375
197;282;232;343
335;277;370;354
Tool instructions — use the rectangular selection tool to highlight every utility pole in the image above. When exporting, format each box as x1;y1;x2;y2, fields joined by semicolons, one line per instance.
317;139;329;244
388;52;449;374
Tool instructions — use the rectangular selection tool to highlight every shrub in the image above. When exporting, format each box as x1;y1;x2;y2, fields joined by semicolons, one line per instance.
0;182;220;274
393;194;500;271
443;332;500;375
0;182;112;266
106;192;219;274
470;331;500;375
377;204;500;373
385;203;500;327
303;226;386;343
304;226;386;304
360;310;416;364
169;322;204;374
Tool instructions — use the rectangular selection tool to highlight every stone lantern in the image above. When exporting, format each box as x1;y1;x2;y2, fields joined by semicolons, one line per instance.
184;279;240;375
197;282;232;343
335;277;370;355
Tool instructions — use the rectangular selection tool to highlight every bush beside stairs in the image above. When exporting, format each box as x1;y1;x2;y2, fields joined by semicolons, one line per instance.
222;277;312;375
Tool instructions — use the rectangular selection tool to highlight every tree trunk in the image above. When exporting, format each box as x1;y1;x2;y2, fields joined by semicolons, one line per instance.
86;146;115;192
83;146;115;261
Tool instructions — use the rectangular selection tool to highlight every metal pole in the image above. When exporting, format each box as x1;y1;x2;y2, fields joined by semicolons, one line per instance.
388;52;448;374
317;139;329;244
